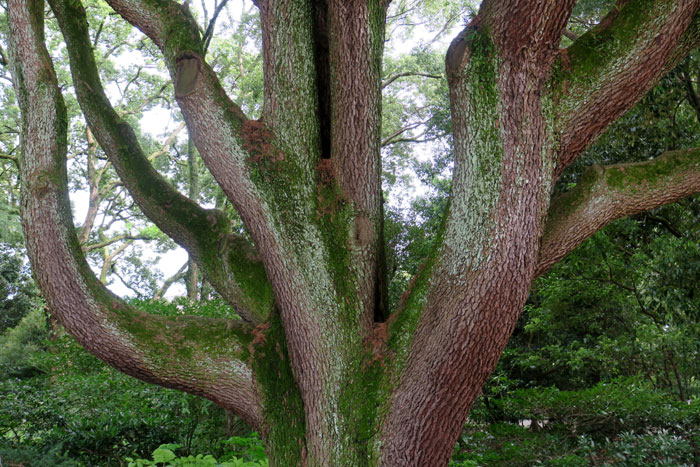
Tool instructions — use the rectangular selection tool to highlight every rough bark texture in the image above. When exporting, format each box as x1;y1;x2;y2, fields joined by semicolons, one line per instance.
8;0;700;466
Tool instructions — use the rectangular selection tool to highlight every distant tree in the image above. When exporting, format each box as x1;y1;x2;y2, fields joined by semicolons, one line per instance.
7;0;700;465
0;248;40;333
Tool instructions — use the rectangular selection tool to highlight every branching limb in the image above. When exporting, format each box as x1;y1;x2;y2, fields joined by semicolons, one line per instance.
0;153;18;163
257;0;321;167
154;262;189;299
537;148;700;277
49;0;273;324
99;238;134;283
554;1;700;175
7;0;263;431
100;3;312;325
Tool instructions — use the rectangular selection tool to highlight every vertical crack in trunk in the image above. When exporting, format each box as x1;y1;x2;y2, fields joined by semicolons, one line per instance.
312;0;331;160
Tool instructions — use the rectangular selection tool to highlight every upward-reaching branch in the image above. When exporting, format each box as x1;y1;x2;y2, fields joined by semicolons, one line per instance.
326;0;390;323
258;0;321;170
50;0;274;324
554;0;700;175
7;0;263;430
103;0;283;251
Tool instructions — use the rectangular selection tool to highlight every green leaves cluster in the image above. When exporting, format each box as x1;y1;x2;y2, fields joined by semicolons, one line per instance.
126;441;268;467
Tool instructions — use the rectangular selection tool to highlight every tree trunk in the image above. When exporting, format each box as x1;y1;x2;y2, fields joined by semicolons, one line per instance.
8;0;700;465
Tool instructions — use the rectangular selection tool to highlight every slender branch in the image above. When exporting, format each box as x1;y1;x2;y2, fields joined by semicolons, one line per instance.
118;83;169;117
7;0;263;430
681;66;700;123
381;72;442;89
0;153;18;163
0;43;7;66
537;148;700;277
642;214;683;238
562;29;579;41
154;262;189;299
100;238;134;283
381;121;424;146
202;0;230;54
382;135;440;147
85;233;155;252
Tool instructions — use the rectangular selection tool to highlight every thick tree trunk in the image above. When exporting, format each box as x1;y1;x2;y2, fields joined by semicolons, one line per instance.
8;0;700;466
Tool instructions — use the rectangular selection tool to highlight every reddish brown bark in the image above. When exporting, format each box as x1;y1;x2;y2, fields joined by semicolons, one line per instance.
537;149;700;277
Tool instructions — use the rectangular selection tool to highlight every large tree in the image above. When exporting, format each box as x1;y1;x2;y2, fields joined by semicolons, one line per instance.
7;0;700;464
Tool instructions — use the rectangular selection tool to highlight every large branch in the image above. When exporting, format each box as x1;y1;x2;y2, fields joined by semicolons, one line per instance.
469;0;576;64
554;0;700;175
101;5;371;454
258;0;321;168
49;0;273;324
537;148;700;276
325;0;390;323
6;0;263;430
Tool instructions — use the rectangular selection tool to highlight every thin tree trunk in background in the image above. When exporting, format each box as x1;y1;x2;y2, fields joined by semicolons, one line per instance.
186;137;200;301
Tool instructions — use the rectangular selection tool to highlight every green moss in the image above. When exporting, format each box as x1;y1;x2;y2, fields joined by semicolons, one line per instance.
107;302;253;364
225;237;275;320
605;148;700;190
138;0;203;65
250;312;306;464
314;178;361;319
337;352;384;465
547;165;603;223
556;0;671;90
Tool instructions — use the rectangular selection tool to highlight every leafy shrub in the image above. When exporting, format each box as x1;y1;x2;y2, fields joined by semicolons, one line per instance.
0;248;41;333
0;327;234;466
486;378;699;438
0;307;48;378
0;443;75;467
126;442;268;467
578;430;695;466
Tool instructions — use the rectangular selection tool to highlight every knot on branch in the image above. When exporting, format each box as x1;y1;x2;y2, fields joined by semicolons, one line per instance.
446;24;479;77
174;53;202;98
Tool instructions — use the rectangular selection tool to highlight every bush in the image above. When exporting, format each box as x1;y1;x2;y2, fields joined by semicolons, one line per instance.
578;430;695;466
126;441;268;467
0;327;236;466
0;307;48;378
483;378;699;438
